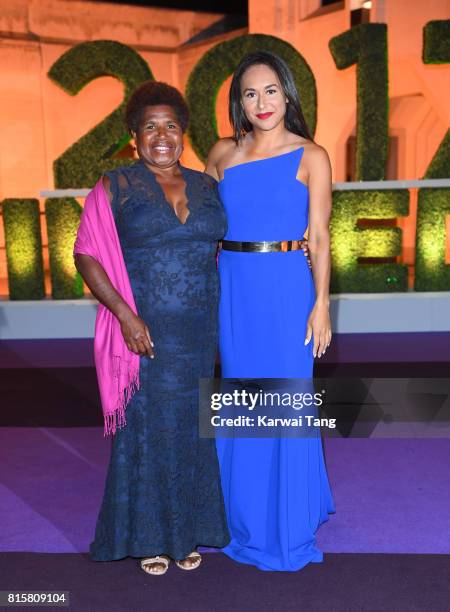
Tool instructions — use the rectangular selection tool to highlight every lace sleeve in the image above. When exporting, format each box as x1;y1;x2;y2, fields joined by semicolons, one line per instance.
104;169;133;218
201;172;221;201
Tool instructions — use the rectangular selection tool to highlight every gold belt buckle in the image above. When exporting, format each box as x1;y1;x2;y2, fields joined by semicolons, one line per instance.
281;240;299;252
220;239;304;252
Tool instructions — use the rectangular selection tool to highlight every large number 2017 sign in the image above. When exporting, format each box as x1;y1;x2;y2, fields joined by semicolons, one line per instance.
1;23;449;299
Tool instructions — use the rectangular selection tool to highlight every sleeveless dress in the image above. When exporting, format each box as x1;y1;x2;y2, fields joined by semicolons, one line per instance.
90;160;230;561
216;147;335;571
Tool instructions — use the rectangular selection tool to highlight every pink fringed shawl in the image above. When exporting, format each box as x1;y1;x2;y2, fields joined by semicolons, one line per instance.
74;179;140;435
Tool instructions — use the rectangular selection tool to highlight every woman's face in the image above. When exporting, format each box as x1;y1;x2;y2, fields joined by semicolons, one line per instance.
240;64;288;132
132;105;183;168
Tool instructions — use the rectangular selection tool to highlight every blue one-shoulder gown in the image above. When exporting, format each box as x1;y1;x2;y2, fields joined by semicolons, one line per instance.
216;147;335;571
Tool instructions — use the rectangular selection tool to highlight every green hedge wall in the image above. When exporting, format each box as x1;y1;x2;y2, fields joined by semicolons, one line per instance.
329;24;388;181
417;21;450;290
414;189;450;291
422;21;450;179
330;189;409;292
48;40;153;188
424;130;450;180
422;20;450;64
1;199;45;300
45;198;84;299
185;34;317;162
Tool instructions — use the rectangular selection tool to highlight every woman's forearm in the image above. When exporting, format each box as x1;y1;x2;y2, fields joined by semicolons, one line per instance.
308;232;331;307
75;254;133;322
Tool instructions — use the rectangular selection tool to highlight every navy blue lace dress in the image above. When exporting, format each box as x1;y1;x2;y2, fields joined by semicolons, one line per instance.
90;160;230;561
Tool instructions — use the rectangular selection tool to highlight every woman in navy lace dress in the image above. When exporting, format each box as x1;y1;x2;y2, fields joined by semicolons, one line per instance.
75;82;229;575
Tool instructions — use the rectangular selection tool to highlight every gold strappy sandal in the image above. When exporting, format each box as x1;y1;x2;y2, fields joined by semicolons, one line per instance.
140;555;170;576
175;551;202;571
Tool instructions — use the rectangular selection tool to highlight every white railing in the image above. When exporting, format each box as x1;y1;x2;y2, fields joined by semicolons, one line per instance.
40;178;450;199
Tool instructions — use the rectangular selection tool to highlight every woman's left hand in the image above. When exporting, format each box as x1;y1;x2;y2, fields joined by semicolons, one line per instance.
304;302;332;358
300;239;312;269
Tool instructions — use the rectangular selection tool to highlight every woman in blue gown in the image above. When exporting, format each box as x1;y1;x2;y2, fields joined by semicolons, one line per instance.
206;51;335;571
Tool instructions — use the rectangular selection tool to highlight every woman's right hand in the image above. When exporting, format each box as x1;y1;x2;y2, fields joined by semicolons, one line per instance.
118;310;155;358
74;253;155;358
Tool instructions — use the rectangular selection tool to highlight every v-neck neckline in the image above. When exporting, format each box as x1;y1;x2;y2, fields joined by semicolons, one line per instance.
139;160;191;226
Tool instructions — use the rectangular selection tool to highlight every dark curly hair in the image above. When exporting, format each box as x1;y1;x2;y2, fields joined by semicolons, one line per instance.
125;80;189;134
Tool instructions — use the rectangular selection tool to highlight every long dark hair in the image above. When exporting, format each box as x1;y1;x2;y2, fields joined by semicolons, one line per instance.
229;51;313;143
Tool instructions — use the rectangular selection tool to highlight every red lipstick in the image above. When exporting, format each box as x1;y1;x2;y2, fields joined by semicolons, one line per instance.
256;112;274;120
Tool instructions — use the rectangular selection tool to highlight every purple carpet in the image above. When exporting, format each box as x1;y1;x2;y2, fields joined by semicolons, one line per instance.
1;428;449;555
1;552;449;611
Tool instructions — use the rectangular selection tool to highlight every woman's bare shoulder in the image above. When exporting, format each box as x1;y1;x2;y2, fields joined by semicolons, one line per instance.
301;142;332;188
303;141;331;166
208;138;236;163
205;138;236;180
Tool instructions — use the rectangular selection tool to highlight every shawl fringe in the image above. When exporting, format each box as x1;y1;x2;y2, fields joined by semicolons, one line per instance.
103;356;141;436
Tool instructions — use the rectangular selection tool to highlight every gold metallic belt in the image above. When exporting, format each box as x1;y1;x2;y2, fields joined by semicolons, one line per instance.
220;239;306;253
